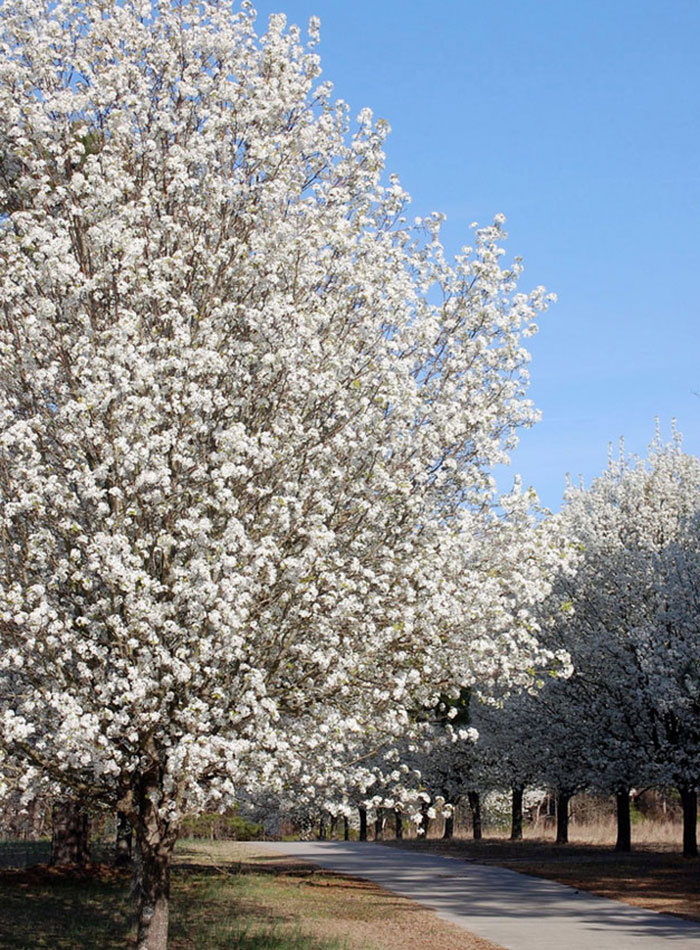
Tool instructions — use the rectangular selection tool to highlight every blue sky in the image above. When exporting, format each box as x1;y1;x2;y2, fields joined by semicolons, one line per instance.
252;0;700;510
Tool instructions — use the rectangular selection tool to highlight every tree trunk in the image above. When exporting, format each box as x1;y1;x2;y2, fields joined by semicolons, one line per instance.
556;790;571;844
443;812;454;839
318;813;327;840
132;775;179;950
468;791;482;840
374;807;384;841
615;789;632;852
134;834;171;950
394;809;403;840
358;806;367;842
419;799;430;838
679;786;698;858
510;785;524;841
50;799;90;867
115;809;133;866
343;816;350;841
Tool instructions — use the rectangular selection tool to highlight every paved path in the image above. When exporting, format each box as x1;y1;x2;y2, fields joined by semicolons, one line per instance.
254;841;700;950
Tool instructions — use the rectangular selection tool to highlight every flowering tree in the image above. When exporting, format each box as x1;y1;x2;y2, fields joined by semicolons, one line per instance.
645;508;700;855
245;485;572;841
541;435;700;853
387;490;574;837
463;437;700;854
0;1;556;946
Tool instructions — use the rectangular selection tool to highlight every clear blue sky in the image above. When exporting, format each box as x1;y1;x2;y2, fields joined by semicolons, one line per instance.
252;0;700;510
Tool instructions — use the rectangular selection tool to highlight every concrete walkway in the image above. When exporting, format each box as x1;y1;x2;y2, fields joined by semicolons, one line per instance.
254;841;700;950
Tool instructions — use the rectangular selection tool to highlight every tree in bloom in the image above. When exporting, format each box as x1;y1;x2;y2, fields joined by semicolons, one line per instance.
0;2;556;945
238;480;573;844
539;433;700;854
379;489;574;838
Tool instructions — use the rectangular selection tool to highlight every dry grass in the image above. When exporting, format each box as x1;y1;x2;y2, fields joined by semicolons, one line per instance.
175;840;503;950
472;808;689;849
550;815;686;847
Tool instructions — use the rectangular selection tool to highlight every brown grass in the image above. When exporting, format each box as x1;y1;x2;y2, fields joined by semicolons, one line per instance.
175;840;504;950
553;815;686;847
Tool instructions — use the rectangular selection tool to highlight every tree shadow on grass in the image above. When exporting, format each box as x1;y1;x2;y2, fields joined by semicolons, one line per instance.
0;865;133;950
0;860;357;950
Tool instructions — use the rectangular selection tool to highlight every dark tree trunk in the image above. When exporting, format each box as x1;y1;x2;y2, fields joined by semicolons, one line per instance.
343;816;350;841
510;785;524;841
132;773;179;950
358;806;368;842
50;799;90;867
419;799;430;838
468;791;482;840
679;786;698;858
443;813;454;839
329;815;338;840
134;832;171;950
615;789;632;852
115;809;133;866
556;790;571;844
394;809;403;840
374;807;384;841
318;814;327;840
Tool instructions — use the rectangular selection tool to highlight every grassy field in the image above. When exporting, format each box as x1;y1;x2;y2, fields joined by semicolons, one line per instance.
0;840;497;950
524;814;692;849
0;857;357;950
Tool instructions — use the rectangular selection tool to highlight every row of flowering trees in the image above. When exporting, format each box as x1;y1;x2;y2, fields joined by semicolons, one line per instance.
384;434;699;858
0;2;567;948
240;432;700;861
